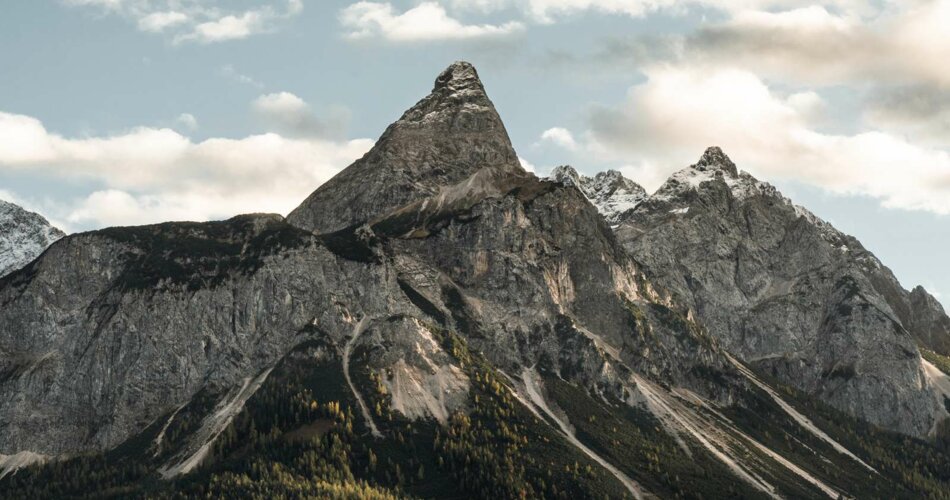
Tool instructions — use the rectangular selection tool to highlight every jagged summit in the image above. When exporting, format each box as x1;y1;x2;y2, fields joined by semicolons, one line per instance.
694;146;738;178
288;61;521;234
433;61;484;94
0;200;64;278
548;166;646;225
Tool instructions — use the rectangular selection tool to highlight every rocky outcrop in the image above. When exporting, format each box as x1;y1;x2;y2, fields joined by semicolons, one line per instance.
908;286;950;355
615;147;950;437
0;200;64;278
548;166;647;225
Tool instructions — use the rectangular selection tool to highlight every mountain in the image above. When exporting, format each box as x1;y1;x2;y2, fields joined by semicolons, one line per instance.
548;166;647;225
0;200;64;278
288;62;523;235
3;64;950;499
614;147;950;437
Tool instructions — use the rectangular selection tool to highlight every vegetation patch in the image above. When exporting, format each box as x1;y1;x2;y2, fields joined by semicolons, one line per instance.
95;214;311;292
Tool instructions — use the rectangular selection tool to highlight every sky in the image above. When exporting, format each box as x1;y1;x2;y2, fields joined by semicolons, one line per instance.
1;0;949;304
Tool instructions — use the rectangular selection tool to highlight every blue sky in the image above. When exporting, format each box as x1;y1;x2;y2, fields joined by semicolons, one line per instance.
1;0;949;304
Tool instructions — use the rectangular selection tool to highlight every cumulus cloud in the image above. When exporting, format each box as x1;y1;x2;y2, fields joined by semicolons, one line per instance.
251;92;351;139
864;86;950;149
686;3;950;89
176;113;199;131
137;11;189;32
539;127;578;150
340;2;525;42
581;64;950;214
66;0;304;44
449;0;878;23
0;110;373;230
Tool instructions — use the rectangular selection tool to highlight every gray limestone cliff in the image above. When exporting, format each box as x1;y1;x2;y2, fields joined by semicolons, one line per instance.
615;147;950;437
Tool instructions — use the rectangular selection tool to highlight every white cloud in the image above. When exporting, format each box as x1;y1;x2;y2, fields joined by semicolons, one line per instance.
65;0;125;10
864;93;950;149
252;92;309;117
251;92;350;138
175;11;265;44
518;156;537;173
137;11;188;32
0;110;373;229
687;3;950;89
539;127;578;150
340;2;525;42
583;65;950;214
177;113;198;131
449;0;878;23
66;0;304;44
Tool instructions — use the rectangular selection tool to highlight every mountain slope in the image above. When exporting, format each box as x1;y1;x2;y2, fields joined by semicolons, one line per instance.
0;200;64;278
615;147;950;437
3;65;950;499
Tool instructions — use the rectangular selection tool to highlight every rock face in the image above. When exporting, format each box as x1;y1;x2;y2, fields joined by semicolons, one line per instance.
0;200;64;278
4;63;950;498
548;166;647;225
288;61;523;235
0;62;724;459
908;286;950;355
615;147;950;437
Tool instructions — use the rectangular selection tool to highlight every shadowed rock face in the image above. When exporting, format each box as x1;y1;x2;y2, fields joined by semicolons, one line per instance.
615;147;950;437
909;286;950;355
288;61;523;235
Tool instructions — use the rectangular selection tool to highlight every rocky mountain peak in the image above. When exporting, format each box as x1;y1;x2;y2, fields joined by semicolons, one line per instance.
547;165;646;225
433;61;483;95
909;286;950;355
288;61;521;234
549;165;582;186
694;146;738;178
617;149;950;436
0;200;65;278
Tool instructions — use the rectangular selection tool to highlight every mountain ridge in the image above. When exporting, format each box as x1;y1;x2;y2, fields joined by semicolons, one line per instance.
2;63;950;499
615;147;950;436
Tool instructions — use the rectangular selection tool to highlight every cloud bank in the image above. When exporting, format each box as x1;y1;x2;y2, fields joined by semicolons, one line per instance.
0;106;372;230
340;2;524;41
65;0;304;44
570;65;950;214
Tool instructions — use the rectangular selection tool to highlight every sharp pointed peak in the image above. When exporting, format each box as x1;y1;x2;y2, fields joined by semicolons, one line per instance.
287;61;519;234
694;146;738;178
433;61;483;93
